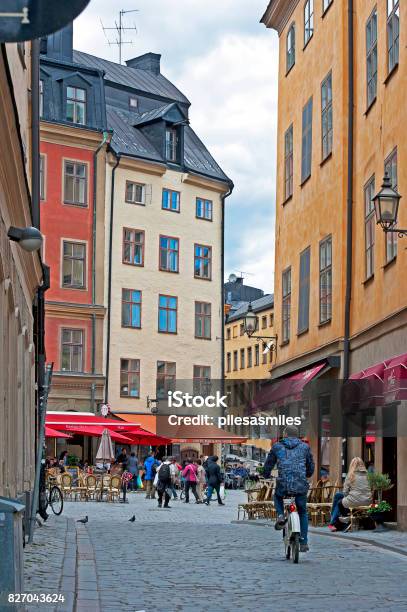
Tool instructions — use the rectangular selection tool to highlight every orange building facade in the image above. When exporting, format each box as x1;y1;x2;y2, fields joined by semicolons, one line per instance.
262;0;407;527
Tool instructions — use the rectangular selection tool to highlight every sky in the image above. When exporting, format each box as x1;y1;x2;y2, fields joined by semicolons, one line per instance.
74;0;279;293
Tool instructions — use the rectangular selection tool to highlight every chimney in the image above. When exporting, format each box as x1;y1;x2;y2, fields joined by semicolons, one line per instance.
43;23;73;62
126;53;161;75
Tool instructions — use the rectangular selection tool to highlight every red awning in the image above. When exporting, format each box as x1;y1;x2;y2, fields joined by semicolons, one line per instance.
384;353;407;402
46;412;139;432
45;426;72;439
251;363;326;411
116;414;247;444
58;424;134;443
347;361;388;408
46;412;170;445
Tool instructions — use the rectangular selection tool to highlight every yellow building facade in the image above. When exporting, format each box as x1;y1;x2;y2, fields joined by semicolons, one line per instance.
262;0;407;527
225;295;275;455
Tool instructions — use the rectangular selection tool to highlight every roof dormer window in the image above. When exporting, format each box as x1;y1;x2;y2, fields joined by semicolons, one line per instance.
165;127;178;162
66;86;86;125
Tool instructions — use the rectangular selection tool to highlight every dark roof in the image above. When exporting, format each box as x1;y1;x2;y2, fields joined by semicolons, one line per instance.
106;106;164;162
132;103;180;127
73;50;190;105
227;294;274;323
106;105;230;183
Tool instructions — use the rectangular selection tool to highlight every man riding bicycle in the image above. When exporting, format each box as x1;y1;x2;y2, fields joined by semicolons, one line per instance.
264;425;314;552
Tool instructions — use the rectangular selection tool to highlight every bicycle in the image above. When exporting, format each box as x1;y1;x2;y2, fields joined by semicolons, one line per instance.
44;477;64;516
282;496;301;563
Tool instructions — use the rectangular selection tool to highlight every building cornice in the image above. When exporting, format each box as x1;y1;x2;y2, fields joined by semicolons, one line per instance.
109;154;167;176
261;0;300;35
45;301;106;319
40;120;108;150
349;306;407;353
181;172;230;194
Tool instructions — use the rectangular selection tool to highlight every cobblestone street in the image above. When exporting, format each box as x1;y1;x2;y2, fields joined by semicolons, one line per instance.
21;491;407;612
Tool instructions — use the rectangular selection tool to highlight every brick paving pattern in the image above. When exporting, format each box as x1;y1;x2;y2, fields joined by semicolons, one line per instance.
22;491;407;612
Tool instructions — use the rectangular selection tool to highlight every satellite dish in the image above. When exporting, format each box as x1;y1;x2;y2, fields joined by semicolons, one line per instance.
228;273;238;283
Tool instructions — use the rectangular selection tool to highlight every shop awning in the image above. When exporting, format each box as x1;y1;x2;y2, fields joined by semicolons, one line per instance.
58;424;134;443
251;362;327;411
347;361;388;408
384;353;407;402
45;426;72;439
46;412;140;432
45;412;171;445
115;413;247;444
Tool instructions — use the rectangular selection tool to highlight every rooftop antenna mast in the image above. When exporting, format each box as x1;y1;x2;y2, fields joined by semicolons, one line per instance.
101;9;139;65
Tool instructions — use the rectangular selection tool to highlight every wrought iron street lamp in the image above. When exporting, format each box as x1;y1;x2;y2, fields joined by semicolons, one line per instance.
243;303;278;355
374;173;406;236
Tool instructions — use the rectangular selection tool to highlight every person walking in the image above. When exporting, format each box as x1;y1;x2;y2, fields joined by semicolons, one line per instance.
144;451;159;499
156;457;173;508
328;457;372;531
196;459;206;501
182;460;200;503
204;456;224;505
128;452;139;491
264;425;314;553
170;458;180;500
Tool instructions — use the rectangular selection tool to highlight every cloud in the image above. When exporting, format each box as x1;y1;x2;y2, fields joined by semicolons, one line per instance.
74;0;278;293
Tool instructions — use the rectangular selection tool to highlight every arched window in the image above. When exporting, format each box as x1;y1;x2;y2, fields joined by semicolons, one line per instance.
286;23;296;73
304;0;314;45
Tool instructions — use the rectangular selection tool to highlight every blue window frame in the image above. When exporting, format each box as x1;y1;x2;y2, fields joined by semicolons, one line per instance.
196;198;213;220
158;295;177;333
162;188;180;212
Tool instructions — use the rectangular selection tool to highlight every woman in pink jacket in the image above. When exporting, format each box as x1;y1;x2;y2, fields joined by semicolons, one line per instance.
182;460;201;503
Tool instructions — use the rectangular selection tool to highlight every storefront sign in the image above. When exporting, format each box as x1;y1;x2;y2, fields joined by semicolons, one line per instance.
0;0;91;42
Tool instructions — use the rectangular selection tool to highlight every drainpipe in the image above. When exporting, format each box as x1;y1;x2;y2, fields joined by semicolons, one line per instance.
343;0;355;474
91;131;109;378
220;183;234;403
105;154;121;402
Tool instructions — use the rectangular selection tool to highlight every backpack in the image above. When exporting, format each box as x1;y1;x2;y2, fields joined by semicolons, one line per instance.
158;463;171;483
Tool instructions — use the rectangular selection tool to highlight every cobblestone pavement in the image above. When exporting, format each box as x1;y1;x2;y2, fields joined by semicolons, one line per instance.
21;491;407;612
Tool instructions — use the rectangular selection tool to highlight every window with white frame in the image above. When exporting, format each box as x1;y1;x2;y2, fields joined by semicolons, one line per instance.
366;8;378;108
304;0;314;45
319;236;332;323
387;0;400;73
196;197;213;220
284;124;294;200
61;328;83;372
321;72;333;160
66;86;86;124
286;24;296;72
364;176;375;279
125;181;145;205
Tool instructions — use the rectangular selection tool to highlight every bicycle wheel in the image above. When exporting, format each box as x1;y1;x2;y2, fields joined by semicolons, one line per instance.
291;533;300;564
49;486;64;516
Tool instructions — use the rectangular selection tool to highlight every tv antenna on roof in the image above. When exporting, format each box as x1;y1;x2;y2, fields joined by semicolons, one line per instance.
101;9;139;65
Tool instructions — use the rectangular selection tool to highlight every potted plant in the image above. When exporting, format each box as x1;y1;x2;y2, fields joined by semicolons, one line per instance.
367;472;393;530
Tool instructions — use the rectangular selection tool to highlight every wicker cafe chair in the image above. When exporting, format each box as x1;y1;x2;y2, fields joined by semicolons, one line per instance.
84;474;98;501
60;473;73;500
107;475;122;502
100;475;111;501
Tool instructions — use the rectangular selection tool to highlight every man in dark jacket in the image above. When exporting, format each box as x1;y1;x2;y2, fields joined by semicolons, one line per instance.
203;456;224;505
264;425;314;552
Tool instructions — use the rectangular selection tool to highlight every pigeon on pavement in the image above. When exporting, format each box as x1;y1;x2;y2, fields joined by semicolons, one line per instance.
77;516;88;524
128;515;136;522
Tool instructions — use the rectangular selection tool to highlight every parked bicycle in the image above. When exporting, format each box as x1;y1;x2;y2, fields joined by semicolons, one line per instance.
44;477;64;516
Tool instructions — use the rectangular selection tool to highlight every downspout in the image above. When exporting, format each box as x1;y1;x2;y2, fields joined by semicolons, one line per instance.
91;130;109;377
344;0;354;381
220;183;234;403
342;0;355;475
105;154;121;402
